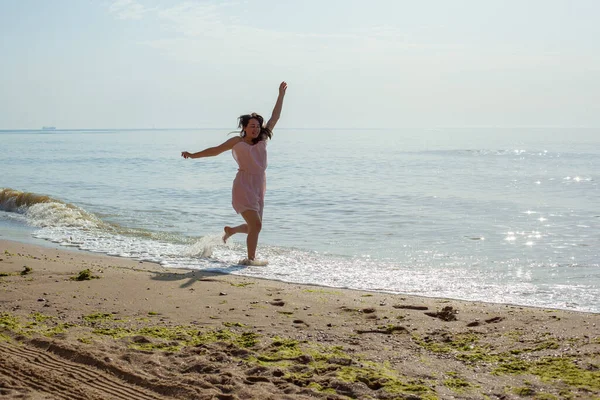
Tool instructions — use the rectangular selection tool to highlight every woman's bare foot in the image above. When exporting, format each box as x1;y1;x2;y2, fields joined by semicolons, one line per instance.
239;258;268;266
223;226;234;243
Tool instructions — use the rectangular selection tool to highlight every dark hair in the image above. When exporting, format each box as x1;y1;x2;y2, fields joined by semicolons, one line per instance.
238;113;272;144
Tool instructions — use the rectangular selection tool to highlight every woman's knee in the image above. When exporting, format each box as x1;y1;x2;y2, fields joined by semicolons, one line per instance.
249;219;262;233
242;211;262;233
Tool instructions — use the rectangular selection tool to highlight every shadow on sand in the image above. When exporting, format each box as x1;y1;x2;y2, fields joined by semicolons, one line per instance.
149;262;247;289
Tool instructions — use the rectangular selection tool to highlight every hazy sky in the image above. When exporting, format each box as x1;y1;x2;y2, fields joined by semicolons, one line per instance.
1;0;599;129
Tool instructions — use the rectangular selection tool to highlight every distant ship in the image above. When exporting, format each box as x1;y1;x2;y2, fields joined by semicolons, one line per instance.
42;126;56;130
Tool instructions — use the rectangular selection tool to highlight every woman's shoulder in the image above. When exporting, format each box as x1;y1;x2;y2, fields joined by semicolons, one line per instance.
230;136;245;146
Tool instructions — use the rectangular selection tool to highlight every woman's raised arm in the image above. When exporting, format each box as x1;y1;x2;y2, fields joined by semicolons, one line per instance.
266;81;287;131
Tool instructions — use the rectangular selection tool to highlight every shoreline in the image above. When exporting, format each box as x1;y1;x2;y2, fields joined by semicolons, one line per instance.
1;238;599;399
3;231;595;316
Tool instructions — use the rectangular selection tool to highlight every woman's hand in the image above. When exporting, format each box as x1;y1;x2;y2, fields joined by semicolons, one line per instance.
181;151;192;159
278;81;287;97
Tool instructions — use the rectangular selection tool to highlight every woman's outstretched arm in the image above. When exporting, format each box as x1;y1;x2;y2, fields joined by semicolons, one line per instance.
266;81;287;131
181;136;241;159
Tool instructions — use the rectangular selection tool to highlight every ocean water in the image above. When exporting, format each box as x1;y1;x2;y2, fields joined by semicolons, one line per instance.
1;128;599;312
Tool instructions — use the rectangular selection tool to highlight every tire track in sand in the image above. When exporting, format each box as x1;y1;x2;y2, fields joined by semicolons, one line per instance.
0;341;171;400
0;355;89;400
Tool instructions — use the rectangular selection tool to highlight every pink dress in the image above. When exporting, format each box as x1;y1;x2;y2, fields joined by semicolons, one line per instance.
231;140;267;217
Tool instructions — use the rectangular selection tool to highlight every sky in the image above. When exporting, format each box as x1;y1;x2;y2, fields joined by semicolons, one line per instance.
1;0;599;129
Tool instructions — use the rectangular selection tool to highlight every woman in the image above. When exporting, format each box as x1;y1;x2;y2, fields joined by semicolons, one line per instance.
181;81;287;265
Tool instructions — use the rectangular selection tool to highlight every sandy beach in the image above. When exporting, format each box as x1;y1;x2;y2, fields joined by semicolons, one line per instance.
0;239;598;399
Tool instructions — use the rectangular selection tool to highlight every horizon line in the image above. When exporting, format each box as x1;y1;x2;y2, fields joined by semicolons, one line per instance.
1;125;598;132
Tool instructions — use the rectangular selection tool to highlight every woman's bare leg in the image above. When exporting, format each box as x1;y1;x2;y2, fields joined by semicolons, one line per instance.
241;210;262;260
223;224;248;243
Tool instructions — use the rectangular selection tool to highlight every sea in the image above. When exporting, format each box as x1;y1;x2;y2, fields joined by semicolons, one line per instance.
1;128;598;313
